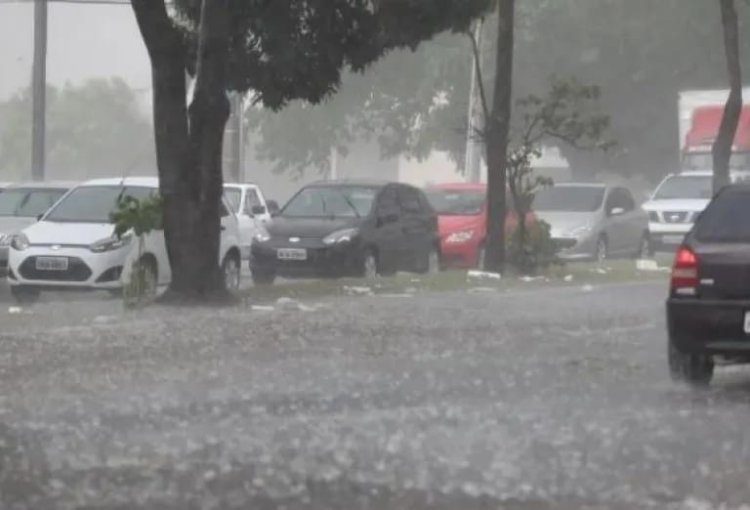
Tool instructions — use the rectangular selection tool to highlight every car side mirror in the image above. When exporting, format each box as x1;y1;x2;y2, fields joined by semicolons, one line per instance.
251;205;267;216
609;207;625;217
37;214;43;221
267;200;280;216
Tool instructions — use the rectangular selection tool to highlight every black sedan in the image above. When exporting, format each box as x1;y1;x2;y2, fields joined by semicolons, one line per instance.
667;184;750;386
250;180;440;285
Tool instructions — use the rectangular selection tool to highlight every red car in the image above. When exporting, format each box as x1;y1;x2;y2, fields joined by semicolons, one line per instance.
425;183;534;269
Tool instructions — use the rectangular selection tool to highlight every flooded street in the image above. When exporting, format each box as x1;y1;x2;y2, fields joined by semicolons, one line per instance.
1;281;749;509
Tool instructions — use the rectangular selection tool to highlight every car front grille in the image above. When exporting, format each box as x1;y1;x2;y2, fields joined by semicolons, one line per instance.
662;211;691;224
19;257;92;282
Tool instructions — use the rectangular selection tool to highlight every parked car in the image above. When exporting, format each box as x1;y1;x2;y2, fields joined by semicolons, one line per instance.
642;170;713;252
250;180;440;285
425;182;535;269
667;184;750;386
7;177;241;303
0;181;73;276
533;183;650;262
0;183;10;193
224;182;277;260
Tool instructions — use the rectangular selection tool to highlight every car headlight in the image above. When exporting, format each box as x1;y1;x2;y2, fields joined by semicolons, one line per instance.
445;229;475;244
89;234;132;253
11;233;29;251
0;233;11;247
567;225;593;238
323;228;359;245
648;211;660;222
254;230;271;243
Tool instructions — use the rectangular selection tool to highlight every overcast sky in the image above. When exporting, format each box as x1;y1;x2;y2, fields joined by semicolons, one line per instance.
0;3;151;101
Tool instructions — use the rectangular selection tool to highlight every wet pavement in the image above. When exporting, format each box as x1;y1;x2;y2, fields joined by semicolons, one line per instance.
1;279;750;509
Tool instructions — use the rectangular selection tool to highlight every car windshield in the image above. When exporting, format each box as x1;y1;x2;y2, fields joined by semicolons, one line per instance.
653;175;712;200
44;185;155;223
0;188;67;217
694;188;750;242
683;152;749;171
426;189;485;216
533;186;605;212
282;186;377;218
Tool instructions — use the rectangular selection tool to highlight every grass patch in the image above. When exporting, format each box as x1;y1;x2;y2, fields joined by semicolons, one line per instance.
243;257;670;305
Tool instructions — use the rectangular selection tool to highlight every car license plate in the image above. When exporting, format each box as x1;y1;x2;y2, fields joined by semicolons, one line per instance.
744;312;750;335
35;256;69;271
277;248;307;261
662;235;685;245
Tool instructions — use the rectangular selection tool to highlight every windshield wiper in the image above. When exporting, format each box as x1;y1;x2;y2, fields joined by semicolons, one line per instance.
338;192;361;218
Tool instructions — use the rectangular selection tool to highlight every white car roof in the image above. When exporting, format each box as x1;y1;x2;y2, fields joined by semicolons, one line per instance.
224;182;260;189
80;176;159;188
553;182;607;188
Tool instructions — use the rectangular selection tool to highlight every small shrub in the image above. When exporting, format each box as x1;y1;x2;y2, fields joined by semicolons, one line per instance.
110;194;163;308
506;219;558;275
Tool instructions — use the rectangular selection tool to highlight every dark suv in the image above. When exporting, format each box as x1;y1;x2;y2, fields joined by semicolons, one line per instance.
667;184;750;385
250;180;440;285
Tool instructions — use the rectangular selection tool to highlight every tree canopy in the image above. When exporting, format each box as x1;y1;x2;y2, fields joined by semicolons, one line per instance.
246;0;750;181
0;78;154;181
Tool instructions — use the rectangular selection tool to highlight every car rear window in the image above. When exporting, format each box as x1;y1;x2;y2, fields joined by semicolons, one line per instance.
694;188;750;243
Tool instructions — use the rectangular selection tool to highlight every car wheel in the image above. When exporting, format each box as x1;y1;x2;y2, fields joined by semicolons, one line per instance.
222;253;241;292
595;237;608;263
668;340;714;386
251;269;276;287
477;245;487;270
362;250;379;279
633;233;652;259
138;258;158;299
10;286;40;305
421;247;440;275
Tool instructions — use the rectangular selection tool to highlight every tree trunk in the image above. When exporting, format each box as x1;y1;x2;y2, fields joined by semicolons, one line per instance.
712;0;743;193
484;0;515;273
131;0;232;301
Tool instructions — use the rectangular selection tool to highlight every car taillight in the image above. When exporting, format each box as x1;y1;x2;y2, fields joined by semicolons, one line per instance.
671;246;699;296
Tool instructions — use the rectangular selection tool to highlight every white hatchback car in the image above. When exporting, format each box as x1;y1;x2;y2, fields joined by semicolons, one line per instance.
7;177;242;303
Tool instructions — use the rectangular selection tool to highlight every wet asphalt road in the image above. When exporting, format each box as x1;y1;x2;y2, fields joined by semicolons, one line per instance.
1;279;750;509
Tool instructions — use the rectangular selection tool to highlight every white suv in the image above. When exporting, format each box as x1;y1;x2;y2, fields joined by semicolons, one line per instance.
7;177;242;303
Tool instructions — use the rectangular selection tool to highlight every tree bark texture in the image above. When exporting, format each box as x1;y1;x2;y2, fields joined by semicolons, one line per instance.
712;0;743;193
131;0;231;300
484;0;515;273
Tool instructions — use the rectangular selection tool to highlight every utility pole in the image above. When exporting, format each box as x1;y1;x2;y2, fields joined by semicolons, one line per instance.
31;0;48;181
465;20;484;183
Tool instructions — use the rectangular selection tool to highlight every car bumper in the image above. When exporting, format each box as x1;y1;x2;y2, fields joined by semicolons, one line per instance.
649;223;692;251
440;241;480;269
251;241;365;278
667;298;750;354
8;246;128;291
552;235;597;261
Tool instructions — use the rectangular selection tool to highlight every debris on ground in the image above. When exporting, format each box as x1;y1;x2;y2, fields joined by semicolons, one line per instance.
467;270;502;281
7;306;23;315
468;287;498;294
581;284;595;292
251;305;275;312
343;286;374;296
564;274;574;282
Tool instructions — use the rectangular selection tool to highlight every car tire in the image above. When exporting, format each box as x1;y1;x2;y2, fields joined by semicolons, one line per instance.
477;244;487;270
251;269;276;287
668;340;714;387
10;286;40;305
633;233;652;259
221;253;241;292
361;250;379;279
595;236;608;263
420;246;441;275
138;258;158;299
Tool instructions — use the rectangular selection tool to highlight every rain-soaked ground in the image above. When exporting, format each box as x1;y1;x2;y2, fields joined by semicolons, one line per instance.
1;279;750;510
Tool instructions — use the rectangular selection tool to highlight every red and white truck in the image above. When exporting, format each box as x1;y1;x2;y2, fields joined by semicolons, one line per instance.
678;88;750;173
